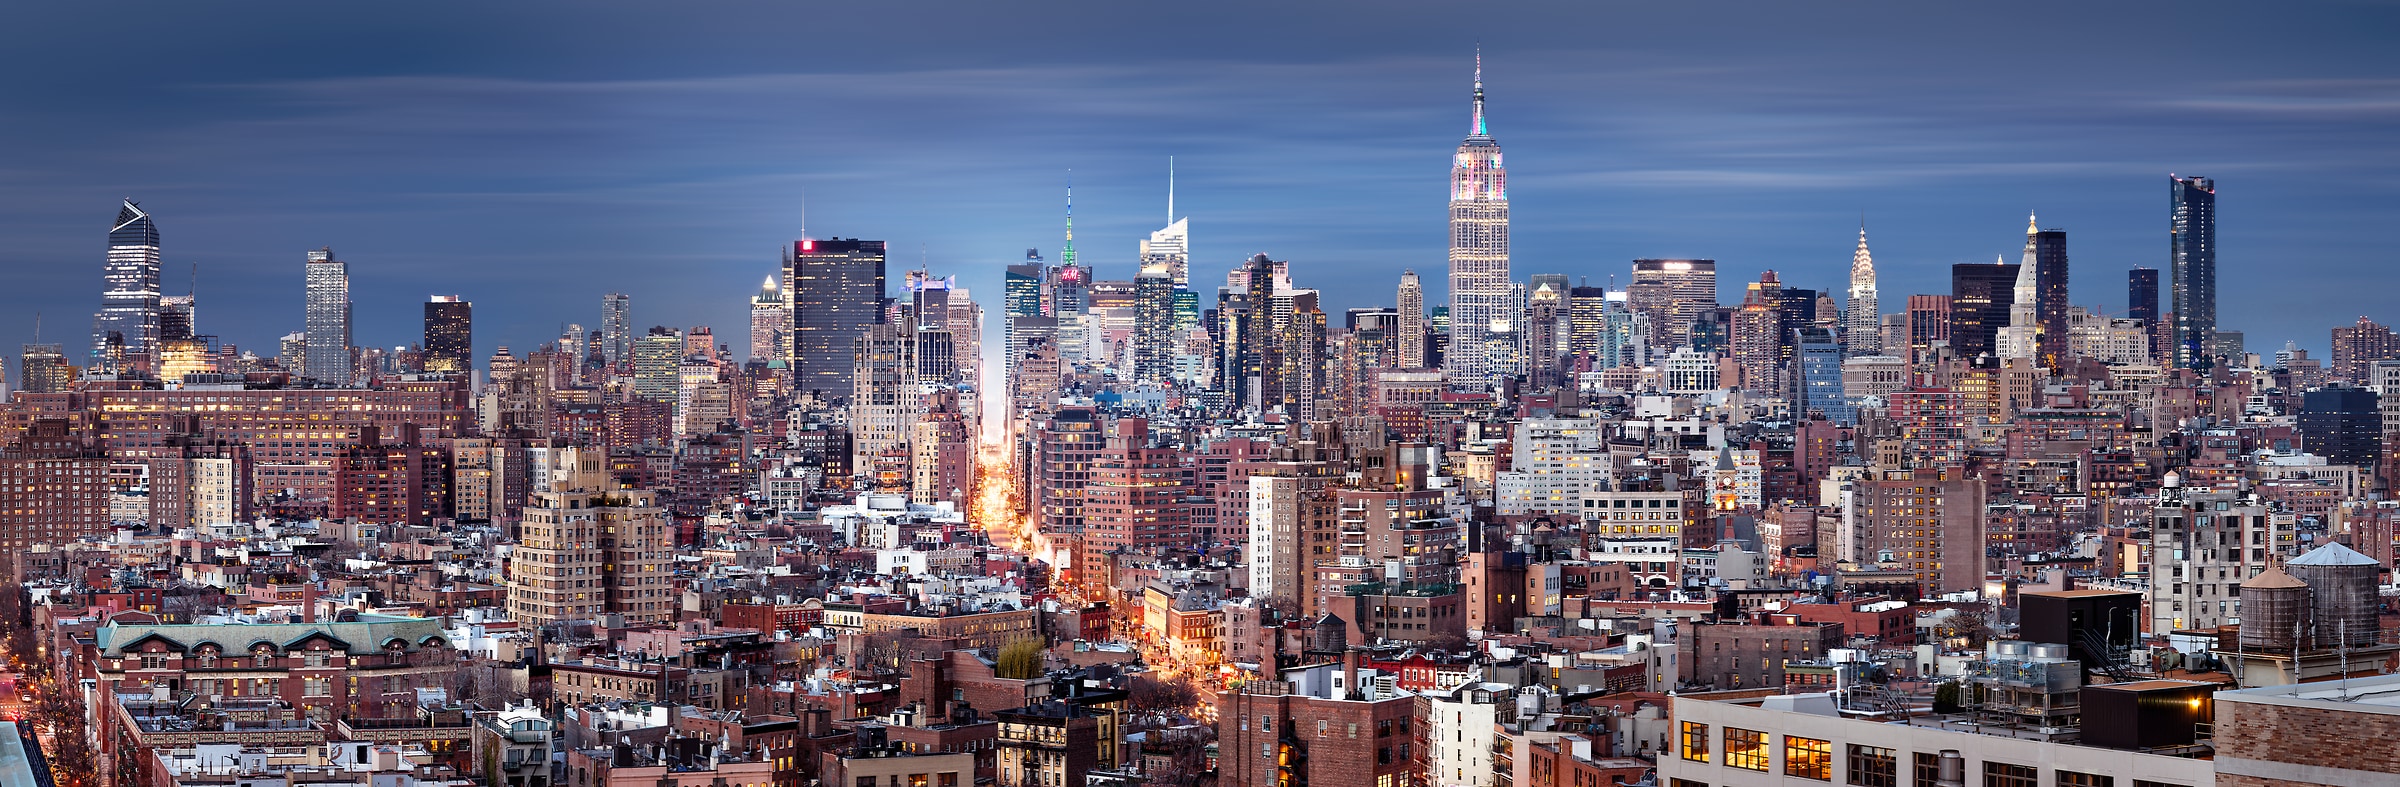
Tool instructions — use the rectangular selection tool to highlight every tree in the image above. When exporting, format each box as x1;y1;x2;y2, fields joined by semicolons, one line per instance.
1128;672;1201;712
995;638;1045;680
1932;681;1962;713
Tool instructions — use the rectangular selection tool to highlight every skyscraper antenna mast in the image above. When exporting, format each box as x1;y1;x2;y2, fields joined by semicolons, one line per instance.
1168;156;1176;224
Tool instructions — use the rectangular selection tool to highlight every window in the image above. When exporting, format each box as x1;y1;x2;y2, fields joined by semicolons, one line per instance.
1783;735;1832;780
1914;753;1941;787
1847;745;1897;787
1723;728;1768;771
1983;762;2036;787
1669;781;1708;787
2056;773;2112;787
2131;782;2189;787
1678;722;1708;762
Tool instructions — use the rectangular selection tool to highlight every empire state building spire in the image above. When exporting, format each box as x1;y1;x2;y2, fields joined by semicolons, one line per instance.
1445;50;1511;389
1845;221;1881;356
1471;48;1487;137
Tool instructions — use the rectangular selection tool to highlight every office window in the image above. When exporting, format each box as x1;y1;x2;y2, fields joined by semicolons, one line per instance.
1914;753;1941;787
1847;745;1896;787
1724;728;1768;771
2055;773;2111;787
1678;721;1709;763
1983;762;2036;787
1784;736;1832;780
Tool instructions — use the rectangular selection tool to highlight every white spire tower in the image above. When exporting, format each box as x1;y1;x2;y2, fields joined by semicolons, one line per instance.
1999;213;2041;361
1844;220;1881;356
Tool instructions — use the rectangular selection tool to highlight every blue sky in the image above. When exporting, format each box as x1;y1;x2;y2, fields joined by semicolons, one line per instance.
3;1;2397;371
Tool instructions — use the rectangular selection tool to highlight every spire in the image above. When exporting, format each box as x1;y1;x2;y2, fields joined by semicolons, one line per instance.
1167;156;1176;224
2027;211;2038;236
1850;221;1876;291
1471;48;1488;137
1062;172;1076;268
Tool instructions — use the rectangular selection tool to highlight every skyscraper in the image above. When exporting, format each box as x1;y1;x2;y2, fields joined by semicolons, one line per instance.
600;292;632;369
1730;271;1784;393
1996;242;2035;362
2298;386;2381;467
1445;54;1510;389
749;276;787;363
1397;271;1426;369
784;237;888;401
422;295;473;374
1628;259;1718;349
2032;220;2070;370
1233;254;1279;413
1004;256;1046;389
1845;225;1880;357
1565;283;1608;370
1906;295;1952;362
1949;259;2018;360
632;327;682;402
1144;219;1191;289
2332;316;2400;385
2171;175;2217;370
1523;280;1563;390
2128;267;2160;362
1999;217;2042;362
1793;327;1851;425
1132;263;1176;384
94;200;163;373
303;247;353;385
18;344;70;395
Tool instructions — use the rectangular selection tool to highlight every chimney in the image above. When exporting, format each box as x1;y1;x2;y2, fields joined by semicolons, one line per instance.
303;580;318;623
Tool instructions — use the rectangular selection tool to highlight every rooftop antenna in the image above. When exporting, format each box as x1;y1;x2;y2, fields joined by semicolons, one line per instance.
31;312;40;343
1168;156;1176;224
800;187;808;241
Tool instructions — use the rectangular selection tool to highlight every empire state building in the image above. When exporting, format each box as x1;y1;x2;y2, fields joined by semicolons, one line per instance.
1445;54;1510;388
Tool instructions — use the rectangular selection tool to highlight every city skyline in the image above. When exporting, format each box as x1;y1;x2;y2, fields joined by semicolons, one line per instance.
2;3;2397;368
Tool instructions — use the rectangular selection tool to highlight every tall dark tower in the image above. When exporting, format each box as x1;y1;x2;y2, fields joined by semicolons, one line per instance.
2171;175;2217;370
1949;260;2020;359
97;200;162;371
422;296;473;374
785;237;888;401
1236;253;1278;412
2033;226;2068;371
2128;268;2160;361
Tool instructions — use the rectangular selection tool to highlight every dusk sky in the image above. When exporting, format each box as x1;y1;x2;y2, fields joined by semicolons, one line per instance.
5;2;2398;373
